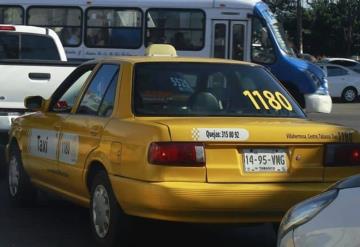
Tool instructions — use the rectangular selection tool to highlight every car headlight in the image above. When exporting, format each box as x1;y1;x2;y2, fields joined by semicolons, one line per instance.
277;189;338;241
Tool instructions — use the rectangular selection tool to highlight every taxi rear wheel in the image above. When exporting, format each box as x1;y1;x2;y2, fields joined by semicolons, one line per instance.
90;170;132;247
7;144;37;206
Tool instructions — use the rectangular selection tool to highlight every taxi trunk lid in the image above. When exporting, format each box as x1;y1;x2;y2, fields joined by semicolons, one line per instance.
151;117;357;183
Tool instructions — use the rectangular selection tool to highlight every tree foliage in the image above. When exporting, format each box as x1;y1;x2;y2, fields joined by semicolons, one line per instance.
265;0;360;57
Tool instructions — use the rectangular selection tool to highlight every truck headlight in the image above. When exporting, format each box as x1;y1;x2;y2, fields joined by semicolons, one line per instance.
305;70;328;95
278;189;338;241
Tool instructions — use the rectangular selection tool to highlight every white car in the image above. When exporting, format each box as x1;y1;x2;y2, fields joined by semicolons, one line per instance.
318;63;360;102
321;57;360;74
278;173;360;247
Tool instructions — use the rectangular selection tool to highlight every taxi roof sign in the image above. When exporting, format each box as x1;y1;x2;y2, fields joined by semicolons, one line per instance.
145;44;177;57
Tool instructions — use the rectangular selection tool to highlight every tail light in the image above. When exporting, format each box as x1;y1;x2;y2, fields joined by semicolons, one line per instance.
148;142;205;166
0;26;16;31
325;144;360;166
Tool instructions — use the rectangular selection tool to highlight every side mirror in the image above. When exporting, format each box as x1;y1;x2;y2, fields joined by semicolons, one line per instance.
24;96;45;111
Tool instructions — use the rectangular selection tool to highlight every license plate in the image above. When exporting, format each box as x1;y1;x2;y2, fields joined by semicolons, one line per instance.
243;148;288;173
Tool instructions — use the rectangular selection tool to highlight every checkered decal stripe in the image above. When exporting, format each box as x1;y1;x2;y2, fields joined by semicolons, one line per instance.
191;128;200;141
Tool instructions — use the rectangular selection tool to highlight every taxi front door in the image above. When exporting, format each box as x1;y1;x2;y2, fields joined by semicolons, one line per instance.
22;64;95;188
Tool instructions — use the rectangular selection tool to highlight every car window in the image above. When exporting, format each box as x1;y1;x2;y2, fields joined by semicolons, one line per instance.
98;72;118;117
134;62;305;118
0;33;19;59
330;60;357;67
21;34;60;60
77;64;119;116
354;68;360;74
0;33;60;60
50;66;94;113
327;66;348;77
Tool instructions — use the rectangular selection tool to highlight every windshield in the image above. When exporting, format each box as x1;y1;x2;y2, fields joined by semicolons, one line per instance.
260;8;295;57
133;62;305;118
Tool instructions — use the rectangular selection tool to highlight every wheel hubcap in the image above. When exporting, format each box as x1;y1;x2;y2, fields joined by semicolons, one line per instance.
8;156;20;197
92;184;111;238
345;90;356;102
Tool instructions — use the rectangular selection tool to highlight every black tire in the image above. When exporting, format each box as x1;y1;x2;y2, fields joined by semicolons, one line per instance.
7;144;37;207
341;87;358;103
90;170;132;247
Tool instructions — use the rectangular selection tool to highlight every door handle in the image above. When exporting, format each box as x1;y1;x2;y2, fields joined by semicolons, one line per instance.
28;72;51;80
90;125;102;136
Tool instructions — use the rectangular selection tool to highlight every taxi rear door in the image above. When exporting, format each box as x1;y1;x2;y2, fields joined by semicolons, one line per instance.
56;63;120;196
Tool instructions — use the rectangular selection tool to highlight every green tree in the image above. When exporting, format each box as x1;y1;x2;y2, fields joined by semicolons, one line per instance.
264;0;360;57
263;0;297;14
307;0;360;56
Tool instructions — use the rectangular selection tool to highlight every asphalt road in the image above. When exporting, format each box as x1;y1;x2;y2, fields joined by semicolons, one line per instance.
308;101;360;131
0;102;359;247
0;177;276;247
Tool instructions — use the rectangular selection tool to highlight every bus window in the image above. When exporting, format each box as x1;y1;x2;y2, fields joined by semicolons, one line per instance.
0;6;23;24
146;9;205;51
27;7;82;47
251;17;275;64
85;8;142;49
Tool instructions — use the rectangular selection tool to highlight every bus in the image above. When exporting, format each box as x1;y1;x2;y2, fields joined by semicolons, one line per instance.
0;0;331;113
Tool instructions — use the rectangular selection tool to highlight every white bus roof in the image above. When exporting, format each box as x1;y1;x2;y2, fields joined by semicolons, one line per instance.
5;0;261;9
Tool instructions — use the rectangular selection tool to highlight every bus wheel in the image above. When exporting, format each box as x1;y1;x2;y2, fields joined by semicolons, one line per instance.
8;144;37;207
90;170;132;247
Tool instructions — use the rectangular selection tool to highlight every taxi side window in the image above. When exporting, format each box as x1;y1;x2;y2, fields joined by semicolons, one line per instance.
77;64;119;116
98;72;118;117
50;66;94;113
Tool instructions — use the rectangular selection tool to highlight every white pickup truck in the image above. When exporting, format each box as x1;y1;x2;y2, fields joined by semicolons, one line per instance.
0;25;76;163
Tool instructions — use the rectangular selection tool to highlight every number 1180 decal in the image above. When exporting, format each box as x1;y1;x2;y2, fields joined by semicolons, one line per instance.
243;90;293;111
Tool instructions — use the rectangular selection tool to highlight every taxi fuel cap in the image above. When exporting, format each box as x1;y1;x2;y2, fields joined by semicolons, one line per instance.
145;44;177;57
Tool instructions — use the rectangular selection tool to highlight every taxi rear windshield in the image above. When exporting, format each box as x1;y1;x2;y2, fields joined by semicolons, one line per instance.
133;62;305;118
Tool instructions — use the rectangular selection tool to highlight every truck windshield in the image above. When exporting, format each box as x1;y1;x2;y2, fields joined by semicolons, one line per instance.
133;62;305;118
260;8;295;57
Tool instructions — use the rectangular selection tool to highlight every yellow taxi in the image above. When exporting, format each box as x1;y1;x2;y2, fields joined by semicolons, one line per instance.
6;45;360;246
